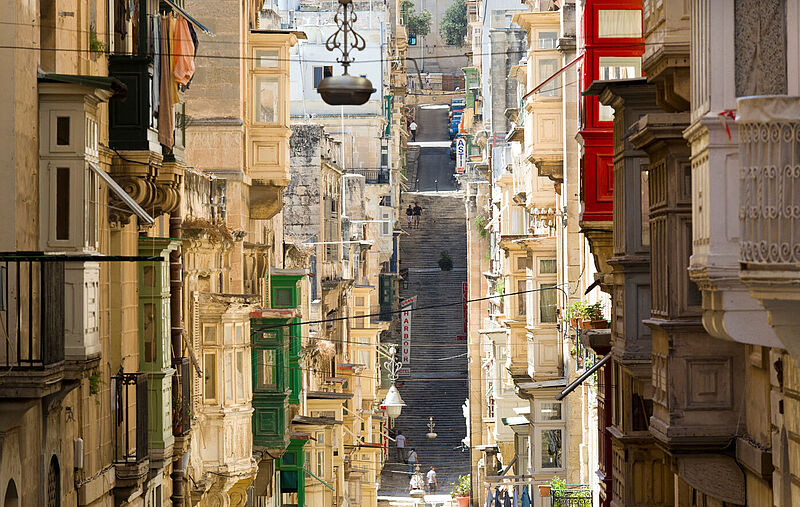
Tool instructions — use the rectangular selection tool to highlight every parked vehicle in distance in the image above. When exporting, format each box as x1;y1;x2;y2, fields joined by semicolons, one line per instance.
449;118;462;140
450;98;465;109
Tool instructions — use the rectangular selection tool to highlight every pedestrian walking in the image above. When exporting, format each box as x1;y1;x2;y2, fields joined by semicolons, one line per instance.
426;467;438;494
412;202;422;228
409;120;418;141
395;431;407;462
406;205;414;228
407;448;418;474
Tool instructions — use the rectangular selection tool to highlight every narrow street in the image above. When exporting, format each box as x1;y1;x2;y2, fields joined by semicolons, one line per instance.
379;106;469;502
410;105;457;192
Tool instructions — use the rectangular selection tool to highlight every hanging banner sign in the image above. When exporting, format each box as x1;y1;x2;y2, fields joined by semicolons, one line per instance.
400;296;416;369
455;138;467;174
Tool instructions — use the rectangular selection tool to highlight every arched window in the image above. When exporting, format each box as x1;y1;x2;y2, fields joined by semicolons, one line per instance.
47;455;60;507
4;479;18;507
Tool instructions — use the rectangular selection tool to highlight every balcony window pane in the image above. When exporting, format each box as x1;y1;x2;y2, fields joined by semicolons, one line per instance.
274;287;293;307
224;323;233;344
235;323;243;343
539;402;562;421
538;59;560;97
598;9;642;38
203;324;216;344
204;353;216;400
539;259;557;274
539;284;557;323
517;279;527;317
56;167;70;240
224;351;233;402
56;116;70;145
540;429;562;468
254;77;279;123
236;351;245;403
258;349;276;389
255;49;279;68
538;31;557;49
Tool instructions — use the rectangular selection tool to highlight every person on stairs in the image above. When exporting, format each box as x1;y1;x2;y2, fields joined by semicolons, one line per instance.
412;202;422;229
407;448;418;475
406;205;414;228
426;467;438;494
395;431;407;462
409;120;418;141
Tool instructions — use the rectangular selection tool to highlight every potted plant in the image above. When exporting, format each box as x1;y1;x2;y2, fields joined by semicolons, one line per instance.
566;301;586;327
439;250;454;271
546;476;566;503
450;474;470;506
580;301;608;329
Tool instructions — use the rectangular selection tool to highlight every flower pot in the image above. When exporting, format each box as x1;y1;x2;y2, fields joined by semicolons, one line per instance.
579;319;592;330
538;485;551;497
586;319;609;329
456;496;470;507
569;317;579;327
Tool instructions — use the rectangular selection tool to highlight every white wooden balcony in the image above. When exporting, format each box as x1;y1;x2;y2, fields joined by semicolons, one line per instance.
737;95;800;359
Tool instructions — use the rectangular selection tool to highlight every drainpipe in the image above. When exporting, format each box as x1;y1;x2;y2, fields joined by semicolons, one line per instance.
169;207;186;506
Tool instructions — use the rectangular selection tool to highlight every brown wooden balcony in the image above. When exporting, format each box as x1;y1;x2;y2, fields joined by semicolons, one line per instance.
0;255;65;398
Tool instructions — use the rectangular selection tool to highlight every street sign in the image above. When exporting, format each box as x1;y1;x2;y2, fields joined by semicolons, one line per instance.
455;138;466;174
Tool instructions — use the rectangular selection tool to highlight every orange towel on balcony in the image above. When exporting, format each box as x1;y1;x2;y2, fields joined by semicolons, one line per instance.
173;17;195;85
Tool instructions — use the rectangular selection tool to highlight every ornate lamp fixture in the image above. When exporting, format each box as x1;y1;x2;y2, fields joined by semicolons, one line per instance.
381;346;406;419
426;416;437;439
317;0;376;105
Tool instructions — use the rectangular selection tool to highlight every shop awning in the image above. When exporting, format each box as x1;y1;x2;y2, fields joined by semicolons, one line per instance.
163;0;215;36
555;354;611;401
88;161;155;226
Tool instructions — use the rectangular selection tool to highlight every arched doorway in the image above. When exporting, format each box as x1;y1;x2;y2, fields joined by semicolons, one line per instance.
4;479;18;507
47;455;60;507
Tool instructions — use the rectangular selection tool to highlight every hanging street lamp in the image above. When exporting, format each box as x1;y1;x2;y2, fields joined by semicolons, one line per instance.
381;346;406;419
317;0;376;105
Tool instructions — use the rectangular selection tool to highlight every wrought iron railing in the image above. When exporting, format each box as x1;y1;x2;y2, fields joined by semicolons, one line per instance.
551;486;593;506
346;168;390;184
738;96;800;264
0;254;65;369
172;357;192;437
113;372;149;463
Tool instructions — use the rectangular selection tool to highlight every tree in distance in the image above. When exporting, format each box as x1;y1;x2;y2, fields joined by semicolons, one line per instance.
440;0;467;46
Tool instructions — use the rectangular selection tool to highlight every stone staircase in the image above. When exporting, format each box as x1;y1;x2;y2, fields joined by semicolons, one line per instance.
379;191;470;497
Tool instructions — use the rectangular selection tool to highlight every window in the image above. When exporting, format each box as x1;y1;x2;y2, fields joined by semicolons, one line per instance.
255;49;279;68
203;324;217;344
382;211;391;235
313;66;333;88
56;116;70;145
538;31;557;49
235;323;244;343
517;279;527;317
224;351;234;402
253;76;279;123
224;323;234;344
516;256;529;272
598;56;642;121
539;259;557;274
358;349;371;368
204;353;217;400
55;167;70;240
538;59;560;97
257;349;276;389
236;351;245;403
273;287;293;308
539;283;557;323
538;401;563;421
316;450;325;477
540;428;562;468
597;9;642;38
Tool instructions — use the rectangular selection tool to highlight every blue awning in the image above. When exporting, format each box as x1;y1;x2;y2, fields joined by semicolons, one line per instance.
163;0;215;36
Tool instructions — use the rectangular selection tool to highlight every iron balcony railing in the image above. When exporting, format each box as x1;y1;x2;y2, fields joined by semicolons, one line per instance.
113;372;149;463
172;357;192;437
0;254;65;369
346;168;390;184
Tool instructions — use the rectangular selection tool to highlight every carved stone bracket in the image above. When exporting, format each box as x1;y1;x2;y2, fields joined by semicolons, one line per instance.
155;160;185;216
581;222;614;291
110;150;163;228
